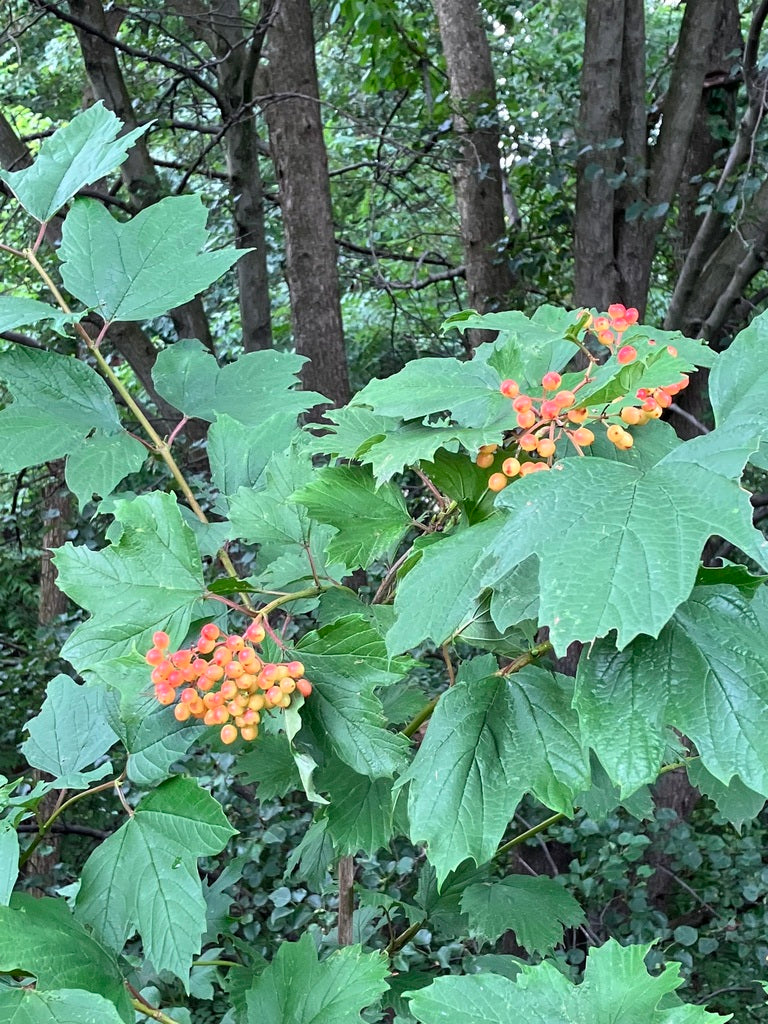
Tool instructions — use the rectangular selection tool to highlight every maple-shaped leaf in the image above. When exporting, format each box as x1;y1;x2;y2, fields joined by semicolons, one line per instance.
0;987;128;1024
0;102;148;222
398;665;589;881
460;875;584;952
576;585;768;798
407;939;730;1023
388;428;768;656
59;195;244;322
75;777;235;985
244;933;389;1024
53;492;205;671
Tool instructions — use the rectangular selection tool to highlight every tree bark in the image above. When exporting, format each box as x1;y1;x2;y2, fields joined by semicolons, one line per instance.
67;0;214;350
38;462;70;626
262;0;349;407
432;0;516;323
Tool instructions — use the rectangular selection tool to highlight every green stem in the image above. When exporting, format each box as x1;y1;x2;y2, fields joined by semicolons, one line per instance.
402;697;439;738
494;812;566;859
257;586;324;620
385;918;425;955
131;997;183;1024
18;775;125;868
192;959;244;969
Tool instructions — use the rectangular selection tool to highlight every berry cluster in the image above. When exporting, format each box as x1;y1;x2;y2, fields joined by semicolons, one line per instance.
145;621;312;745
473;307;691;491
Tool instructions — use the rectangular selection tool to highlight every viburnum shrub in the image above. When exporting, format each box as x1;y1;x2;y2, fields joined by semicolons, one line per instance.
0;105;766;1023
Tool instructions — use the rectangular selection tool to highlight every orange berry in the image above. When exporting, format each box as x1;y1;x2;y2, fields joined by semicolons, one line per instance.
286;661;305;678
567;408;588;424
225;634;245;652
677;375;689;390
571;427;595;447
537;438;556;458
532;462;550;471
196;638;216;655
541;371;562;391
620;407;642;425
500;379;519;398
180;687;198;703
488;472;508;492
479;443;499;455
513;395;533;413
260;663;279;683
244;620;266;643
240;726;258;741
174;703;191;722
476;452;494;469
519;433;538;452
540;399;560;419
607;303;626;319
153;631;170;650
248;693;266;711
220;679;238;700
518;462;537;476
296;678;312;698
654;389;672;409
220;724;238;744
502;457;521;477
200;622;220;642
155;685;175;706
166;670;183;688
597;330;615;347
554;390;575;409
606;424;625;445
516;409;536;429
641;398;658;412
225;661;244;679
617;345;637;365
145;647;164;666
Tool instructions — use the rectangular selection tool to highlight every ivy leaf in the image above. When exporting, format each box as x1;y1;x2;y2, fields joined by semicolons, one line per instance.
399;666;589;882
0;821;18;906
389;429;768;656
59;195;243;323
352;357;509;427
0;988;128;1024
75;777;235;985
575;586;768;797
687;760;765;831
0;295;78;334
64;430;146;511
293;465;411;570
152;339;325;424
0;894;132;1020
296;615;412;778
321;757;395;855
0;102;149;222
0;347;122;472
54;493;205;671
244;933;389;1024
21;676;117;787
460;876;584;952
407;939;730;1023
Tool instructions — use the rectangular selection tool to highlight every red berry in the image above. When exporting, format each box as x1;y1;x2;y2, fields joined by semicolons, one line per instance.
500;379;519;398
153;631;170;650
541;371;562;391
513;395;533;413
244;621;266;643
554;390;575;409
200;623;220;642
145;647;164;666
540;399;560;420
488;472;508;492
516;409;536;429
296;678;313;698
617;345;637;365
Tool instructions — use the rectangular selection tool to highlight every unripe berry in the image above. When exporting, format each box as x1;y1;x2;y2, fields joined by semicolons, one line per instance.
541;371;562;391
502;457;521;477
265;685;282;704
479;443;498;454
606;424;626;446
280;678;297;693
500;379;519;398
516;409;536;429
476;452;494;469
240;726;258;741
220;679;238;700
620;407;642;425
597;330;615;347
513;394;533;413
153;631;170;650
537;438;556;458
554;390;575;409
488;472;508;492
249;693;266;710
220;724;238;744
519;433;538;452
200;623;220;642
617;345;637;365
174;703;191;722
239;673;259;691
648;406;663;419
296;678;313;697
571;427;595;447
567;407;588;424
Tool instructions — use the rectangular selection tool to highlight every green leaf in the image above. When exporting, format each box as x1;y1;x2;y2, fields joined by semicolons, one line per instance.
0;102;148;222
208;412;296;499
21;675;117;786
0;895;132;1020
360;423;497;485
710;308;768;433
59;195;243;322
296;615;412;778
54;493;205;670
407;939;730;1023
0;821;19;906
293;465;410;570
285;818;335;889
575;586;768;796
0;347;122;472
236;733;302;799
0;296;77;334
92;654;203;785
304;406;395;460
75;777;235;984
399;666;589;882
352;357;508;427
152;338;324;423
244;933;389;1024
322;758;395;855
460;875;583;952
687;760;765;830
64;429;146;510
0;988;127;1024
389;428;768;656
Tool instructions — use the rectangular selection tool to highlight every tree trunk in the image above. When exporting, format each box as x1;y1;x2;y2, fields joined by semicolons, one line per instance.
261;0;349;407
38;462;70;626
432;0;516;325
